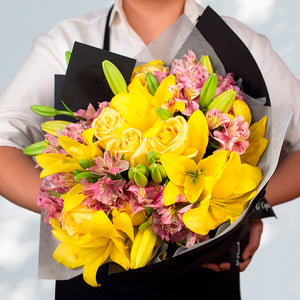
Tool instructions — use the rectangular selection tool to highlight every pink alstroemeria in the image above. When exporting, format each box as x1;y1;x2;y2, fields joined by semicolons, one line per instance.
206;109;231;130
213;115;250;154
82;177;127;212
126;182;164;214
89;152;129;176
74;102;109;123
215;73;243;100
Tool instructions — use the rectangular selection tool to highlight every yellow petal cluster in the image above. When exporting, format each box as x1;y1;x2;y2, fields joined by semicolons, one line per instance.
161;151;263;235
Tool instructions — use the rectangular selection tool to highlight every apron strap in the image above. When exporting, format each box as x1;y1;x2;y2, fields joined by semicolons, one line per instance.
103;5;114;51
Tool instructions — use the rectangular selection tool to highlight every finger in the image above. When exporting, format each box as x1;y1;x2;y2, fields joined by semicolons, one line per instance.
242;219;263;261
239;258;252;272
201;263;223;272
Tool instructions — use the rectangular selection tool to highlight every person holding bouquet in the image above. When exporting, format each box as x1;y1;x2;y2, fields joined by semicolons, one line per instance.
0;0;299;299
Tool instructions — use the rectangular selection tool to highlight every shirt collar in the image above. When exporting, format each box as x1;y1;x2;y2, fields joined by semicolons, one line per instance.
109;0;204;26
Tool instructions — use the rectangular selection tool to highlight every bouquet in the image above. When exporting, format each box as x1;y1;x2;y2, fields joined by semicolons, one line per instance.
25;50;269;287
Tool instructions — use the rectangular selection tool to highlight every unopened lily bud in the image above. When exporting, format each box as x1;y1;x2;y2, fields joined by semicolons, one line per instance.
102;60;128;95
232;99;252;124
133;171;148;188
23;141;47;156
146;72;159;96
31;105;74;118
147;151;161;164
128;164;150;187
41;120;72;136
207;89;236;114
200;55;214;74
199;73;218;110
135;164;150;177
156;108;172;121
130;226;157;269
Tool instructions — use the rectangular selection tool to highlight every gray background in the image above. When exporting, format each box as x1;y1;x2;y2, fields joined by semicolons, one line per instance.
0;0;299;299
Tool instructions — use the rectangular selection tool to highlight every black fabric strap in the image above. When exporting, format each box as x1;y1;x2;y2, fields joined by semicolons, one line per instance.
103;5;114;51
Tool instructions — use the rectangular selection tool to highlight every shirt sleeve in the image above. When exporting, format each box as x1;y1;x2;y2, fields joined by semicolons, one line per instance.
224;16;300;154
0;31;67;150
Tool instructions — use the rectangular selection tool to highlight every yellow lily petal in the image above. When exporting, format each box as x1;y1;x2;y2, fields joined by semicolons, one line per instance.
153;75;175;109
184;173;205;203
185;110;209;162
232;99;252;124
110;239;131;271
197;150;229;177
88;211;122;239
161;153;196;186
36;153;82;178
83;243;113;287
182;198;211;235
111;76;158;132
212;152;241;199
53;242;100;269
163;181;185;206
112;211;135;242
63;184;87;211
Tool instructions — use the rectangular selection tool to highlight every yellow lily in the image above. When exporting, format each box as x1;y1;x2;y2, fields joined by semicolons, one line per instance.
36;128;103;178
241;116;268;166
182;152;263;235
52;210;132;287
110;75;176;133
160;151;229;205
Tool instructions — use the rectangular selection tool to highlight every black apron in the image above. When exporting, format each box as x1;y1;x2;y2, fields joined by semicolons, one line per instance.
54;6;273;300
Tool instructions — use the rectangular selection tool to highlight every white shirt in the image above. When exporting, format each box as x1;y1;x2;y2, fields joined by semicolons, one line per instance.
0;0;299;154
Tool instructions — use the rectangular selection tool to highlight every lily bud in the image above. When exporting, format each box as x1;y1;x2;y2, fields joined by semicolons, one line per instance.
149;163;167;184
199;73;218;110
130;226;157;269
207;89;236;114
65;51;71;66
102;60;128;95
146;72;159;96
31;105;74;118
200;55;214;74
128;164;150;187
147;151;161;164
156;108;172;121
41;120;72;136
232;99;252;124
23;141;47;156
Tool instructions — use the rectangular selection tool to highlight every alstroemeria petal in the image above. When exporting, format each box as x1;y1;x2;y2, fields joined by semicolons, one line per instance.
163;181;184;206
161;153;196;186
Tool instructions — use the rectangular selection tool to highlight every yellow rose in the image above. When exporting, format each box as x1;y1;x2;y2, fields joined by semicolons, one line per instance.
106;128;142;163
60;205;95;237
131;116;188;165
131;60;169;81
92;107;126;149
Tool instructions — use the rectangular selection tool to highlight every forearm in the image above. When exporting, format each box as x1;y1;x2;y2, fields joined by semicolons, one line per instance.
265;150;300;206
0;146;41;213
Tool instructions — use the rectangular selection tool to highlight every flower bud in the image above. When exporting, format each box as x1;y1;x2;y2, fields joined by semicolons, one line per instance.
199;73;218;110
31;105;74;118
147;151;161;164
130;226;157;269
200;55;214;74
156;108;172;121
207;89;236;114
102;60;128;95
41;120;72;136
23;141;47;156
149;163;167;184
146;72;159;96
133;171;148;188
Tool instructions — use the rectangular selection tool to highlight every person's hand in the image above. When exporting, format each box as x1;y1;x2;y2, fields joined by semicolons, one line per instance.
201;218;263;272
